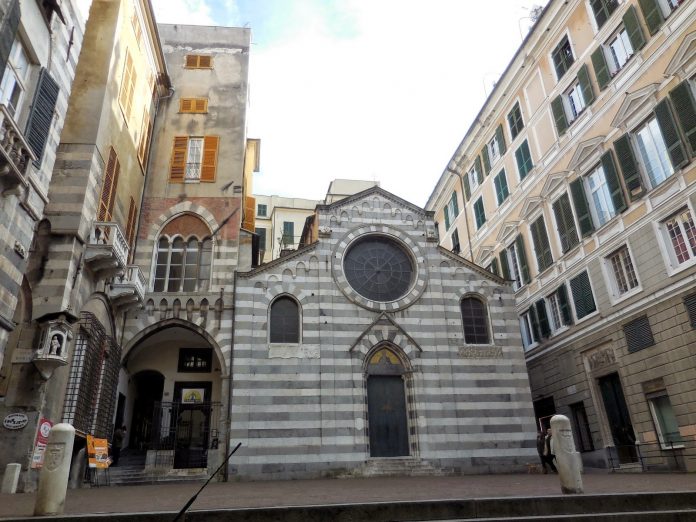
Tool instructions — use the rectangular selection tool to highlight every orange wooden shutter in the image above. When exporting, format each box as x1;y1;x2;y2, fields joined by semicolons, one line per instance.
98;147;120;221
185;55;197;67
119;52;133;116
179;98;193;112
194;98;207;112
201;136;219;182
170;136;188;182
138;108;151;166
126;197;137;249
199;55;212;68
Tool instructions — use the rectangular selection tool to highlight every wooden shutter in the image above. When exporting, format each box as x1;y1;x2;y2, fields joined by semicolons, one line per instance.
98;147;120;221
535;300;551;339
557;284;573;326
515;234;531;285
119;51;135;121
138;109;152;167
474;156;483;184
474;198;486;228
623;315;655;353
169;136;188;182
654;98;688;169
495;123;506;154
489;258;500;277
669;81;696;158
201;136;219;182
25;68;60;166
194;98;208;112
553;193;579;253
601;150;627;213
551;95;568;136
638;0;664;35
570;271;596;319
528;306;541;343
613;134;644;200
451;191;459;216
443;205;450;230
577;64;595;106
185;55;198;67
591;48;611;92
481;145;491;175
623;5;646;52
531;216;553;272
500;250;511;280
180;98;193;112
570;178;594;237
462;173;471;200
199;55;212;68
683;293;696;328
179;98;209;113
0;0;20;87
125;196;137;252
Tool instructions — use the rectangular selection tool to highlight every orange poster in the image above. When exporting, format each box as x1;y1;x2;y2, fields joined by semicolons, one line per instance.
86;434;110;468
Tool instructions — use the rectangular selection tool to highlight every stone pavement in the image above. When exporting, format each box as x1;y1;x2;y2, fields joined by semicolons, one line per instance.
1;470;696;519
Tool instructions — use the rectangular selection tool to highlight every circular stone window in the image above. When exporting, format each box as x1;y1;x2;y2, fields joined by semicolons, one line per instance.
343;236;415;302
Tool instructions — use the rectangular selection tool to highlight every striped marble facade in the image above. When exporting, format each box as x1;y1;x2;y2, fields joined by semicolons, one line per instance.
231;187;537;479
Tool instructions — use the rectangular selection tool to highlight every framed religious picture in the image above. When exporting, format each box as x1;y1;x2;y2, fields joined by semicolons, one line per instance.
181;388;206;404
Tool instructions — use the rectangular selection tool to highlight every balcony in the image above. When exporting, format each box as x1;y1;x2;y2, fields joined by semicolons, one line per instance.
108;264;146;310
0;104;36;192
85;222;129;278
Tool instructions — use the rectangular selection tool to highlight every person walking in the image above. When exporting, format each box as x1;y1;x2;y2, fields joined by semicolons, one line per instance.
543;427;557;473
536;430;549;473
112;425;126;467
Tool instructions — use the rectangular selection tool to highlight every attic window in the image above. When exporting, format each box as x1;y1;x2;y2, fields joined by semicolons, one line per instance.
185;55;213;69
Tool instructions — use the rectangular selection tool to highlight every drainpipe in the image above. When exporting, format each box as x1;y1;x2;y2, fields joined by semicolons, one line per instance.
445;167;474;262
225;271;238;482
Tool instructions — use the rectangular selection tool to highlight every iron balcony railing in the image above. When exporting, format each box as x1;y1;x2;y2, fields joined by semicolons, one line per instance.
0;103;36;190
606;436;696;472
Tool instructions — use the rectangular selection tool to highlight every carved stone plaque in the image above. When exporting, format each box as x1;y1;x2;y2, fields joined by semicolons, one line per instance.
44;443;65;472
458;346;503;359
587;348;615;371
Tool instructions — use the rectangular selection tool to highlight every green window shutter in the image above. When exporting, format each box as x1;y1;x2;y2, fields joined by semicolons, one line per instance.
557;284;573;325
577;63;595;106
495;170;509;205
500;250;511;280
535;299;551;339
489;258;500;276
601;150;627;213
462;173;471;200
451;191;459;216
623;5;646;51
591;47;611;92
474;156;484;184
481;145;491;175
443;206;450;230
669;81;696;158
551;95;568;136
516;234;531;285
528;306;541;343
570;271;597;320
496;123;507;154
530;216;553;272
570;178;594;237
474;197;486;228
25;68;60;166
654;98;688;169
552;193;580;253
638;0;664;35
613;134;644;200
516;140;534;180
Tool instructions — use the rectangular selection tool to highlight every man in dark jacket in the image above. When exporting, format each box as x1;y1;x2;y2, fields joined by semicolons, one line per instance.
112;425;126;466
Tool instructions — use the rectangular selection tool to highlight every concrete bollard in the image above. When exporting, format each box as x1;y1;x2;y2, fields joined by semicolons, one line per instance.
551;414;583;494
1;463;21;494
34;423;75;516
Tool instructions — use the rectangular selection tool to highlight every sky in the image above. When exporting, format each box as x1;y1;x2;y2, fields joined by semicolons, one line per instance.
146;0;546;207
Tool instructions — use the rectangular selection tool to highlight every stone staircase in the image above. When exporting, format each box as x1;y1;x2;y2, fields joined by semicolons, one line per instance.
104;451;207;486
342;457;443;477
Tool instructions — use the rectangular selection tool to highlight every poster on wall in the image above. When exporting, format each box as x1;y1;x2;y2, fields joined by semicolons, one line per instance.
30;418;53;469
181;388;205;403
87;435;110;468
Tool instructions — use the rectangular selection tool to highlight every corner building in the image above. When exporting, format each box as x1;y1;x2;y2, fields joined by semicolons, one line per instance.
427;0;696;470
232;187;536;479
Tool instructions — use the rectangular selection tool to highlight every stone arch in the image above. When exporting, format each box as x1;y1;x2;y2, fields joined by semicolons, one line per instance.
81;293;116;337
122;318;228;377
147;203;219;243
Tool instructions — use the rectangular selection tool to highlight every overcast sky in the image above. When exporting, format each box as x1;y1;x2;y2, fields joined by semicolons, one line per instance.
144;0;545;207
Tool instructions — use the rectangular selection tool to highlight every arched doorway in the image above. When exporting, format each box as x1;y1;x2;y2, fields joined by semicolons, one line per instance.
130;370;165;451
124;325;223;470
366;347;410;457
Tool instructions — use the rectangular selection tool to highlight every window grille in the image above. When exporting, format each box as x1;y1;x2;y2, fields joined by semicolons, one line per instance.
63;312;121;439
684;293;696;328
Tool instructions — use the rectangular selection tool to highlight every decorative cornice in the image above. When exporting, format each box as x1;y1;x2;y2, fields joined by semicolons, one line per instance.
349;312;423;353
665;30;696;78
567;136;605;172
237;242;318;278
318;186;433;218
437;246;506;284
611;84;660;130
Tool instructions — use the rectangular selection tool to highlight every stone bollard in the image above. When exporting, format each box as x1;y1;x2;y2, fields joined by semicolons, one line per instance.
551;414;583;494
1;463;21;494
34;423;75;516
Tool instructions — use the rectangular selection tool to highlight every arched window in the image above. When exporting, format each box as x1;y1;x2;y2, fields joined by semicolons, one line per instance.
153;235;213;292
461;296;490;344
269;296;300;343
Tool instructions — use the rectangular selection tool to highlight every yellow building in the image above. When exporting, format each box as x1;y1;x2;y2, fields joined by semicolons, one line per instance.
427;0;696;470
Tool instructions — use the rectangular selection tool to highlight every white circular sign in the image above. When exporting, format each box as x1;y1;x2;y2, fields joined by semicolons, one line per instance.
3;413;29;430
39;421;51;437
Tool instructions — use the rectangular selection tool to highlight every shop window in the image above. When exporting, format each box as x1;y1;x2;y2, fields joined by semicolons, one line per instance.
647;393;682;447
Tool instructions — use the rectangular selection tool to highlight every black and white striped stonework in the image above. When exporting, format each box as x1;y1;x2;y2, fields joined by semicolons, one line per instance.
230;187;537;480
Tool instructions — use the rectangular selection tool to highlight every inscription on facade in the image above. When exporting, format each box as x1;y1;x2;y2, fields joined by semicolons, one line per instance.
458;346;503;359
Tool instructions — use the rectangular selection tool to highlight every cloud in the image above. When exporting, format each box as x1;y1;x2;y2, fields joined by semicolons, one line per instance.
150;0;216;25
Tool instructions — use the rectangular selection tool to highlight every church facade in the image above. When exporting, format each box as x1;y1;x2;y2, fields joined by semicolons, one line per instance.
230;187;537;479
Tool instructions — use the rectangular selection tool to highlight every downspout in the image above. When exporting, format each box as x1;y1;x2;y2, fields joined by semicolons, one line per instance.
225;271;238;482
446;167;474;262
